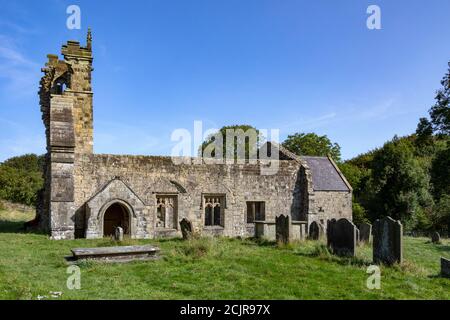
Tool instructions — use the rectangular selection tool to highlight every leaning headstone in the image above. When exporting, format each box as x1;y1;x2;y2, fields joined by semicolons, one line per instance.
114;226;124;242
355;228;360;244
308;221;323;240
441;257;450;278
431;232;441;244
179;218;193;240
359;222;372;243
326;218;357;257
275;215;290;244
373;216;403;265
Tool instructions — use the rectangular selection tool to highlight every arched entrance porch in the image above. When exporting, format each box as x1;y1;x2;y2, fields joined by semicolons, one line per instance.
103;202;130;237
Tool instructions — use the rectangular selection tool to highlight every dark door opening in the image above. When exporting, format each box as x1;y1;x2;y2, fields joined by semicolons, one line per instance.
103;202;130;237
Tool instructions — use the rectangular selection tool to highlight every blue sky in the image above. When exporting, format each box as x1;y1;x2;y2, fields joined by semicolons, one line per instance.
0;0;449;161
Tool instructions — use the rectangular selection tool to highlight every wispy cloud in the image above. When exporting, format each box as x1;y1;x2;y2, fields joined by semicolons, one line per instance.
280;99;400;132
0;34;40;97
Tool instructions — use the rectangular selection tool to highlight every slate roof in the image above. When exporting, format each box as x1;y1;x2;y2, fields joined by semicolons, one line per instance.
301;156;350;191
259;141;351;192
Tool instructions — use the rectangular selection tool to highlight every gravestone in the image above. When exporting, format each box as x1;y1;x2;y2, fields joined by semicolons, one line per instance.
441;257;450;278
431;232;441;244
373;216;403;265
179;218;193;240
114;226;123;242
308;221;323;240
359;222;372;243
356;228;360;244
275;215;290;244
326;218;357;256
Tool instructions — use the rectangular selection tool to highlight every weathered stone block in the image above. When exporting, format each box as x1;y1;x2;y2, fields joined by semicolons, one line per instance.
291;221;307;240
373;216;403;265
255;221;276;240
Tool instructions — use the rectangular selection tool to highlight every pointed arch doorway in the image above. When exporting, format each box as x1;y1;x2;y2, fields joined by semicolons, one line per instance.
103;202;131;237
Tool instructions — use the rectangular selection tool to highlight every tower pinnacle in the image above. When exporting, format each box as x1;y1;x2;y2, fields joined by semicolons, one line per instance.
87;27;92;51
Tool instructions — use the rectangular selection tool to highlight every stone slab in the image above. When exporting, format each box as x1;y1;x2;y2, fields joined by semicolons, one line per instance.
71;245;160;262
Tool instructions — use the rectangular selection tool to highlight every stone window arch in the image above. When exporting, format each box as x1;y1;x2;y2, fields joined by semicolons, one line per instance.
156;195;177;229
204;195;224;227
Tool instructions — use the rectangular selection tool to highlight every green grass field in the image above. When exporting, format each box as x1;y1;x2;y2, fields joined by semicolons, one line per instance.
0;207;449;300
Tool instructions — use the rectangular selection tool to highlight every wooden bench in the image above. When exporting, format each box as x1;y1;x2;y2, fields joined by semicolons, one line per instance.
69;245;160;263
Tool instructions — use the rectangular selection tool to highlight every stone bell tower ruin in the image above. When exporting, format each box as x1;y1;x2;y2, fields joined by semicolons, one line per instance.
37;29;94;239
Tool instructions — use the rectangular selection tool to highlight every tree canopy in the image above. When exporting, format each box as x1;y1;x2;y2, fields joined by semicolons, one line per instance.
429;62;450;135
282;133;341;161
200;125;262;160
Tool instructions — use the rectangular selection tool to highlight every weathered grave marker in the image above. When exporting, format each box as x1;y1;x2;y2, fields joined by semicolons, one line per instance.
180;218;193;240
359;222;372;243
431;231;441;244
327;218;357;256
441;257;450;278
373;216;403;265
114;226;123;242
309;221;322;240
276;215;290;244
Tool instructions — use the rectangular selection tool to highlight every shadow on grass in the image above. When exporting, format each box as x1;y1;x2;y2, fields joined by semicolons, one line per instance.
427;274;449;279
155;237;185;244
295;244;372;267
242;237;277;247
0;220;45;235
434;244;450;253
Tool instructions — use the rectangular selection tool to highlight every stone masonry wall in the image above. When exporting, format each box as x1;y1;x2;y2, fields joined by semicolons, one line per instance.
308;190;352;226
73;154;303;238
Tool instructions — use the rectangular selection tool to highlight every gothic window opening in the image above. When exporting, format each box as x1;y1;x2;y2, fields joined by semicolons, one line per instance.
52;74;70;95
246;201;265;223
204;196;224;227
156;195;178;229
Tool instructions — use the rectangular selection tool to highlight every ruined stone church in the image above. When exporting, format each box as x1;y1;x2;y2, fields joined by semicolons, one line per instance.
36;31;352;240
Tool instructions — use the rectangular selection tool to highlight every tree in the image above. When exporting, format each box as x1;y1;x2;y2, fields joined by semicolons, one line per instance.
415;117;434;151
1;154;44;172
200;125;262;160
352;202;369;225
0;165;43;206
430;141;450;199
368;137;433;229
429;61;450;135
282;133;341;161
431;194;450;235
0;154;44;207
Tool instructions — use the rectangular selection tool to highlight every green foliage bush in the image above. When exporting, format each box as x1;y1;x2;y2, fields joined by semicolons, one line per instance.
352;202;369;225
0;154;44;207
